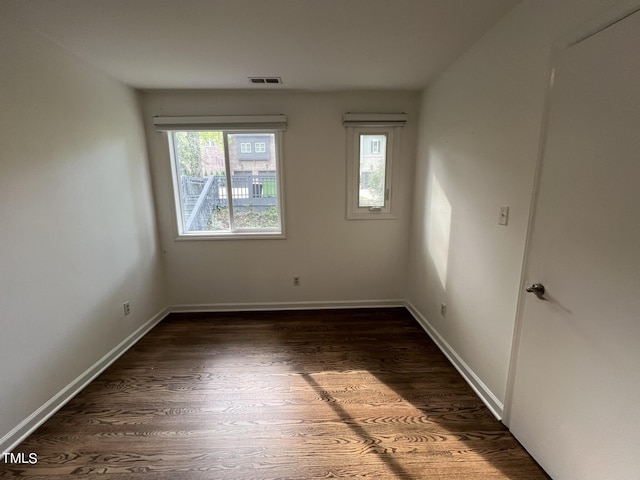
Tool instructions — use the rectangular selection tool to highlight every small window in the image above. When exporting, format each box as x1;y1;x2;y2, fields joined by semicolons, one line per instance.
346;127;398;219
343;113;405;220
240;142;252;154
165;129;285;238
358;134;387;208
255;142;267;153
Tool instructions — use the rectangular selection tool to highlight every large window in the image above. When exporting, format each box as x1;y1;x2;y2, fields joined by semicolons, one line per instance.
154;115;286;238
344;113;406;219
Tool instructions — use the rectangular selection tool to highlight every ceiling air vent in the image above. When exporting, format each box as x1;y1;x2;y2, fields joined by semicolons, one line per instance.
249;77;283;85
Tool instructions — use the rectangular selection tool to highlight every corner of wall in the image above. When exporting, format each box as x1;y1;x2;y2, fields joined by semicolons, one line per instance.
405;301;504;419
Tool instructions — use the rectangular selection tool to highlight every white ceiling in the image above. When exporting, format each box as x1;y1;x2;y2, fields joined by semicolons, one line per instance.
7;0;519;91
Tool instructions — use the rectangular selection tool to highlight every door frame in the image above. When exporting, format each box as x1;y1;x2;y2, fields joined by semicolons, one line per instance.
502;0;640;427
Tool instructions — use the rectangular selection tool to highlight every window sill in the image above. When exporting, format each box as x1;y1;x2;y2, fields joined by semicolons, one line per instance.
175;231;286;241
346;212;396;220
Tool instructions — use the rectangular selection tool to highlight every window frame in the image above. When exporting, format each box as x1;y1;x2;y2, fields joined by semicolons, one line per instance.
345;125;399;220
163;126;286;240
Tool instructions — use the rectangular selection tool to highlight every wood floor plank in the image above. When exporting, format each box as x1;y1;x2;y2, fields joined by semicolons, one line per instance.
0;308;549;479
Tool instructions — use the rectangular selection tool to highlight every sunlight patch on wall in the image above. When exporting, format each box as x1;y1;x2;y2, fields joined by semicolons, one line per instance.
427;174;452;289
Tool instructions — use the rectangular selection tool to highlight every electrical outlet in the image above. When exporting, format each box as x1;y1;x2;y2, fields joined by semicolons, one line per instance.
123;301;131;316
293;276;300;286
440;303;447;318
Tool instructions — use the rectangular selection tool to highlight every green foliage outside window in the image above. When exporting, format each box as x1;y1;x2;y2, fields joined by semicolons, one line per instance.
175;131;224;177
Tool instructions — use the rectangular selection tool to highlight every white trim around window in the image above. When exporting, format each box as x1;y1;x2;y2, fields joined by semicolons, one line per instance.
344;112;405;220
156;114;287;240
346;125;401;220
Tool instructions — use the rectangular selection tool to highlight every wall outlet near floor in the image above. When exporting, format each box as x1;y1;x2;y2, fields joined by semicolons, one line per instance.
440;302;447;318
293;276;301;286
123;301;131;316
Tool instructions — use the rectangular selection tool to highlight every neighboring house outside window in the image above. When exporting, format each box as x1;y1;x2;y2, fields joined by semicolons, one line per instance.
370;139;381;154
236;134;271;161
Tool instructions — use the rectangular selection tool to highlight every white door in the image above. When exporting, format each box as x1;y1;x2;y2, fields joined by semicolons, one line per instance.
507;8;640;480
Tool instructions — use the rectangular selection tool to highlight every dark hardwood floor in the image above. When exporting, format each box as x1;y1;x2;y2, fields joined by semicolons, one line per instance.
1;308;548;479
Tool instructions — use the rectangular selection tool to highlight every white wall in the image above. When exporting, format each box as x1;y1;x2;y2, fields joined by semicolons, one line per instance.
142;91;418;309
407;0;620;415
0;13;168;448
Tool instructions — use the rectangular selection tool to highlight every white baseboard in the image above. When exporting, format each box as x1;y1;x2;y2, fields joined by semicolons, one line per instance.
0;307;170;454
405;301;504;420
170;299;406;313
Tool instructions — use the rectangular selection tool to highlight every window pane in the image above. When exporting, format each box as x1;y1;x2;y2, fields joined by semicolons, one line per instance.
173;131;229;233
172;131;281;235
228;133;280;230
358;134;387;207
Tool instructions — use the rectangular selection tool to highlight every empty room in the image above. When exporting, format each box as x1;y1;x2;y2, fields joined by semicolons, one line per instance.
1;0;638;478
